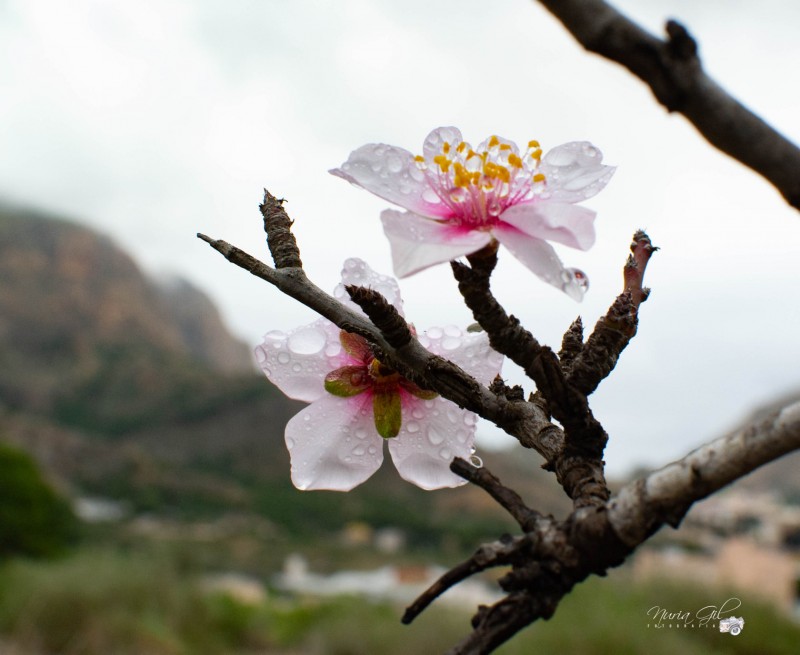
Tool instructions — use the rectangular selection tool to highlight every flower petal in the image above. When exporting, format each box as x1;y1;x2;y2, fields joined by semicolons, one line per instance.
540;142;615;203
285;394;383;491
422;126;465;162
418;327;503;384
255;319;346;402
493;223;588;301
330;144;449;218
499;201;596;251
388;396;475;490
381;209;493;278
333;258;406;316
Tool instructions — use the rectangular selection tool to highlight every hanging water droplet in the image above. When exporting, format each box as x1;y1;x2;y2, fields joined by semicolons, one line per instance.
288;326;326;354
286;437;295;449
254;347;267;364
277;351;291;364
561;267;590;301
469;454;484;468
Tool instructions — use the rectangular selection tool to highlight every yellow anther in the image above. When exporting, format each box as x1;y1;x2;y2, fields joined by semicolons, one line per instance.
467;149;478;159
528;140;540;149
488;135;500;148
497;166;510;184
533;173;546;183
414;155;425;163
433;155;452;172
532;148;543;161
456;142;467;153
508;153;523;168
443;142;451;154
499;144;512;151
471;172;481;185
453;163;471;187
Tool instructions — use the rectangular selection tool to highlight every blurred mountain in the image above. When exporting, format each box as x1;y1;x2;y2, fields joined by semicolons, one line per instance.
0;204;570;553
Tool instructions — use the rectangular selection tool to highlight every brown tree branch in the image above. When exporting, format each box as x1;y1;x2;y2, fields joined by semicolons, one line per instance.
533;0;800;210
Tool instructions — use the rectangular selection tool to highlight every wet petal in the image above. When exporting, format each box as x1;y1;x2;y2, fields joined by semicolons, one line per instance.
285;394;383;491
418;327;503;384
381;209;493;278
330;144;449;218
493;223;588;301
540;142;615;203
388;396;475;490
255;319;345;402
334;258;405;316
422;126;465;163
499;201;596;251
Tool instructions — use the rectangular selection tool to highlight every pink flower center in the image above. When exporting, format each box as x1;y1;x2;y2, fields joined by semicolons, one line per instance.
416;135;547;227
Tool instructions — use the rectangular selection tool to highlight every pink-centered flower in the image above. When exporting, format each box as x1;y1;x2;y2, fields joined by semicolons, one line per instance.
330;126;614;300
255;258;504;492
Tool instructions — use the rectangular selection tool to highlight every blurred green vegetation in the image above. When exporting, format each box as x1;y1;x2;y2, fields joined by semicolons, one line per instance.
0;547;798;655
0;443;79;558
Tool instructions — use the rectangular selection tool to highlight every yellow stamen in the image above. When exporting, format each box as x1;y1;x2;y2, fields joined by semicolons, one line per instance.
508;153;523;168
456;142;467;153
499;144;512;151
488;135;500;148
533;173;546;183
433;155;452;172
531;148;543;161
443;142;451;154
528;140;540;149
414;155;425;163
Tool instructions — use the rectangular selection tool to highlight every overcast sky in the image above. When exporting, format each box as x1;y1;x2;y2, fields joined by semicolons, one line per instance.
2;0;799;475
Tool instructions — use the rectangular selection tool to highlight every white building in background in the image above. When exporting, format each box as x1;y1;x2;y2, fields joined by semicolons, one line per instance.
277;554;502;609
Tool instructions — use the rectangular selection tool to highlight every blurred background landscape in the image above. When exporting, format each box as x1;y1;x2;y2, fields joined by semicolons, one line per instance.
1;204;800;654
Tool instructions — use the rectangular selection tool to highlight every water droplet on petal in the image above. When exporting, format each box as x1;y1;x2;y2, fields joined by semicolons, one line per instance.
286;437;295;449
412;408;425;419
277;352;291;364
386;154;403;172
443;325;462;338
427;327;443;339
422;187;440;204
355;427;367;439
352;445;366;456
288;326;326;355
439;447;452;460
325;342;342;357
442;337;461;351
292;362;302;373
582;144;599;158
427;428;444;445
255;347;267;364
406;421;420;434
